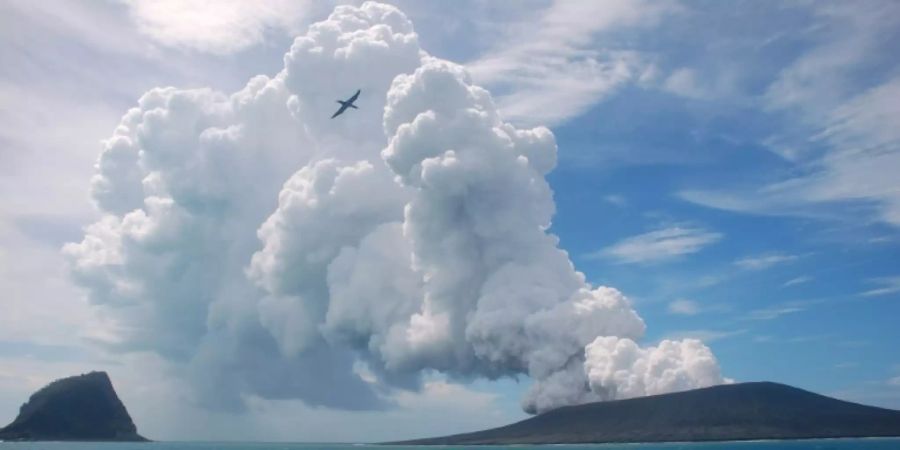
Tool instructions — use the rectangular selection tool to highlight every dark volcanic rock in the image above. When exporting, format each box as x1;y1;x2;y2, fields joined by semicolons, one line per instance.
0;371;147;442
394;382;900;444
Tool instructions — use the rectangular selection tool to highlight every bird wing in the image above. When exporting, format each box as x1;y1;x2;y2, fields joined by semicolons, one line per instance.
331;103;350;119
348;89;361;103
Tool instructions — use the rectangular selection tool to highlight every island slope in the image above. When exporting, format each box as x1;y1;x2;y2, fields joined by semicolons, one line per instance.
394;382;900;444
0;371;147;442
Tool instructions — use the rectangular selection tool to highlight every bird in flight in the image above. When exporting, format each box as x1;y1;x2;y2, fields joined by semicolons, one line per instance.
331;89;361;118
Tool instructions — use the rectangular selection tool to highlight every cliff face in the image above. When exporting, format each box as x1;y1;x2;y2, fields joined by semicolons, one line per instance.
0;371;147;442
395;382;900;444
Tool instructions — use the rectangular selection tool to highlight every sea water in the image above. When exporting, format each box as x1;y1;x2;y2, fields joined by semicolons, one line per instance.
1;440;899;450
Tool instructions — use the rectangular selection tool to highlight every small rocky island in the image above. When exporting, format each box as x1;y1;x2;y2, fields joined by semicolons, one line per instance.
395;382;900;444
0;371;147;442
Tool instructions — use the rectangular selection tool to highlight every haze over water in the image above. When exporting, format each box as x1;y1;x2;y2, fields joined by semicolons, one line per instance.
3;441;900;450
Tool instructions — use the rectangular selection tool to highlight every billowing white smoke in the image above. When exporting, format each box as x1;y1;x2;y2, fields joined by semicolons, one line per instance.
64;2;725;414
584;337;726;401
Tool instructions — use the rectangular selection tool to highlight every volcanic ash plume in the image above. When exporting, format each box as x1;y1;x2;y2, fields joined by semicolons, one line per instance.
64;2;725;414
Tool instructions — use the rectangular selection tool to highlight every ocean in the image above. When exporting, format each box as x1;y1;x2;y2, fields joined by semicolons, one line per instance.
1;440;900;450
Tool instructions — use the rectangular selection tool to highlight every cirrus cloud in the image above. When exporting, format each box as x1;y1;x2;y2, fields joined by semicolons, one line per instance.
589;226;722;264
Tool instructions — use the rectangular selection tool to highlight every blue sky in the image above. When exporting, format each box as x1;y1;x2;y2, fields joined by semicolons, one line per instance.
540;1;900;408
0;0;899;442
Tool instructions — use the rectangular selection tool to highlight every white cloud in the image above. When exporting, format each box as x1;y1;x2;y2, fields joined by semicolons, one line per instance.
667;299;700;315
746;304;806;321
591;226;722;264
734;253;799;271
394;379;499;412
860;276;900;297
677;188;813;219
603;194;628;207
662;68;708;99
60;2;718;420
0;1;327;435
681;3;900;229
466;0;678;125
763;2;894;119
802;77;900;226
123;0;321;54
889;375;900;387
584;337;725;400
783;276;812;287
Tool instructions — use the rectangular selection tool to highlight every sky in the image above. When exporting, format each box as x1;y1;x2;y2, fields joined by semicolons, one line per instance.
1;0;899;443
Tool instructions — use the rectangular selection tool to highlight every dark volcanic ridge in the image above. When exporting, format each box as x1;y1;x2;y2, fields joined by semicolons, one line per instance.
0;371;147;442
393;381;900;445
